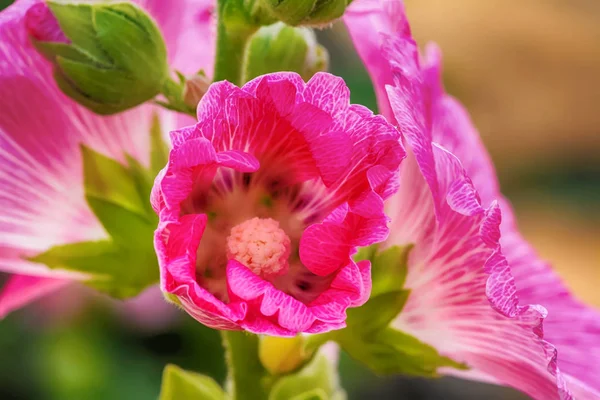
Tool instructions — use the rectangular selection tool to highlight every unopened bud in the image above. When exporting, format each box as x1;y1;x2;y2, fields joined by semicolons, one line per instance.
245;22;329;82
26;1;169;115
183;73;211;109
259;0;351;27
259;335;309;375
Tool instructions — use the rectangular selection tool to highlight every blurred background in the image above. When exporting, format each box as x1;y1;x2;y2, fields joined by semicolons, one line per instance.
1;0;598;399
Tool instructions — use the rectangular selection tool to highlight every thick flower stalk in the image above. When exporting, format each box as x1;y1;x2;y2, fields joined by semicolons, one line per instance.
152;72;404;335
0;0;214;317
345;0;600;398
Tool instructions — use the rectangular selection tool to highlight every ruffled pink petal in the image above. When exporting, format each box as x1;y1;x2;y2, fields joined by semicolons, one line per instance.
417;19;600;400
500;201;600;398
390;151;565;400
0;274;71;318
226;259;370;336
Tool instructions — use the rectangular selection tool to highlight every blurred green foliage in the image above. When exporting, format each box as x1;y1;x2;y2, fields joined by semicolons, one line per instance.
0;0;12;11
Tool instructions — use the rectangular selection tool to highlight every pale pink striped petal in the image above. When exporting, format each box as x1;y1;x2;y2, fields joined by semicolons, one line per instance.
419;22;600;400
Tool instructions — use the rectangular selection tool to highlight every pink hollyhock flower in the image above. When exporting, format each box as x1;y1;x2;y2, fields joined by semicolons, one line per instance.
0;0;215;318
345;1;600;399
151;72;404;335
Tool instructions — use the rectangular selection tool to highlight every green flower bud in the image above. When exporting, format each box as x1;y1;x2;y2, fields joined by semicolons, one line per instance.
27;1;169;115
245;22;329;82
259;335;309;375
259;0;351;27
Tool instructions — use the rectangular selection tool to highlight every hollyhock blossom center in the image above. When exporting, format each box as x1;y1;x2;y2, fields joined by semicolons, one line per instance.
226;217;291;277
191;168;333;304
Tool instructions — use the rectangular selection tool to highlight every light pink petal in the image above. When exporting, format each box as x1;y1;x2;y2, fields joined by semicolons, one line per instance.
390;152;566;400
415;17;600;398
344;0;411;118
501;200;600;398
0;274;71;318
353;0;589;397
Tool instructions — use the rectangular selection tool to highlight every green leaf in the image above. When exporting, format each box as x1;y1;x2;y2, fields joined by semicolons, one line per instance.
269;353;345;400
345;289;410;337
29;238;159;299
31;142;162;299
149;114;169;175
159;364;226;400
370;244;412;297
29;240;119;277
334;244;466;377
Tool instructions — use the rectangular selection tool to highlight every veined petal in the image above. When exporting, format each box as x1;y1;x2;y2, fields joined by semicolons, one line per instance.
389;150;565;400
419;19;600;400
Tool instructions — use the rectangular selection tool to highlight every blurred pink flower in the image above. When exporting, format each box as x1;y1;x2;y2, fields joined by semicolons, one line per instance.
151;72;404;335
345;1;600;399
0;0;215;319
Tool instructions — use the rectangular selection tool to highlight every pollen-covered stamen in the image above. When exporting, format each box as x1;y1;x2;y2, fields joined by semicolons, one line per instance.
226;217;291;278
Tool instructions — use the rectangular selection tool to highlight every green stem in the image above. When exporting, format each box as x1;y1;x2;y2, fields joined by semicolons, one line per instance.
213;0;258;85
221;330;269;400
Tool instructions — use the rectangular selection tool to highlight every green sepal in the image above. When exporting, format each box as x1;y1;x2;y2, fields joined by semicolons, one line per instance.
244;22;328;82
269;353;346;400
47;1;112;65
159;364;226;400
330;245;467;377
81;146;148;217
93;4;168;82
369;244;412;297
345;289;410;337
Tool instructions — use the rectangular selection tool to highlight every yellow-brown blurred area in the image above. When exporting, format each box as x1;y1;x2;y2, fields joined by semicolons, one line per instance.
406;0;600;307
